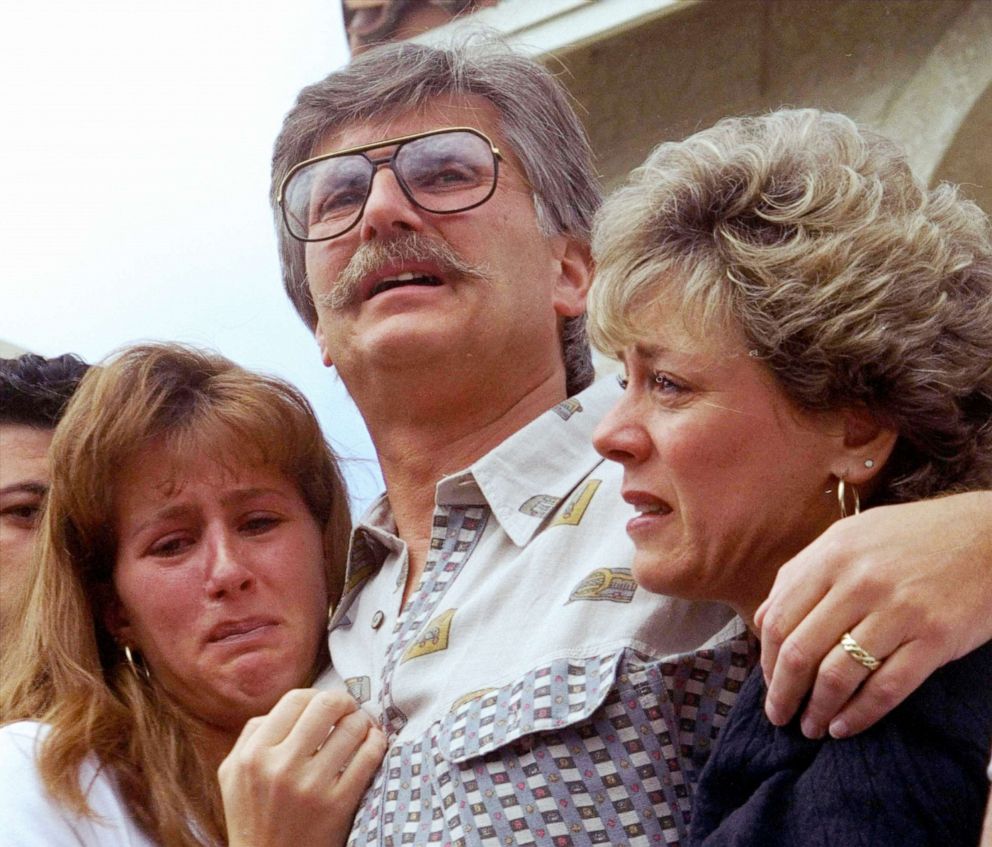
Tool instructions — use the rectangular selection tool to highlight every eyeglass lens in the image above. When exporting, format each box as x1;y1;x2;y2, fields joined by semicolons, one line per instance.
283;130;497;241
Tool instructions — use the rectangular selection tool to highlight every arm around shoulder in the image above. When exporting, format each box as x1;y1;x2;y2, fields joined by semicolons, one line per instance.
759;490;992;737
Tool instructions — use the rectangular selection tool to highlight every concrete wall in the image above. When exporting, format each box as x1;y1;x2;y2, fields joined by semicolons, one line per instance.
547;0;992;210
420;0;990;210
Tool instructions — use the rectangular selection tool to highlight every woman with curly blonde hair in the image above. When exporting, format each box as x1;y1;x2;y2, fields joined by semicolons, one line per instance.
0;343;385;847
591;108;992;845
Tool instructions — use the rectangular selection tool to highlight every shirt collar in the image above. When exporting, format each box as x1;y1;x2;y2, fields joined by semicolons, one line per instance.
350;376;623;562
438;377;622;547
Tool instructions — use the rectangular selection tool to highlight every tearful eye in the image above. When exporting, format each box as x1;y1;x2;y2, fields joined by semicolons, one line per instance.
651;372;687;395
241;515;281;536
0;502;42;528
148;535;193;558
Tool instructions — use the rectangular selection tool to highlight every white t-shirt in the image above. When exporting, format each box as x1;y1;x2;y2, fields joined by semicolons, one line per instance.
0;720;157;846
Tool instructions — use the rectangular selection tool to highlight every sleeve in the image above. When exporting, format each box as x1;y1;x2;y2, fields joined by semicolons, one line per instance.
689;644;992;847
0;722;152;847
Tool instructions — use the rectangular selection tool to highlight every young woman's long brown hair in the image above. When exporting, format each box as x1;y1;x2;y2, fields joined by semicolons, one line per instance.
1;343;352;847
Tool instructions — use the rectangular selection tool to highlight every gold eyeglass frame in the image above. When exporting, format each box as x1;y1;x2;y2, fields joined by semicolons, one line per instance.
278;126;503;242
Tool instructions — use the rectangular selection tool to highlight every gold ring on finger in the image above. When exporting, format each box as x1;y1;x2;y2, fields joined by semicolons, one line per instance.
840;632;882;672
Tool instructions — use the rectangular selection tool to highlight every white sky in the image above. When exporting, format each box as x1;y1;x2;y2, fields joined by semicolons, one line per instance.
0;1;385;512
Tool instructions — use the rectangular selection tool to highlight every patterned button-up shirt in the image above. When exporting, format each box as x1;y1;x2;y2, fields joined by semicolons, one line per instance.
320;379;755;846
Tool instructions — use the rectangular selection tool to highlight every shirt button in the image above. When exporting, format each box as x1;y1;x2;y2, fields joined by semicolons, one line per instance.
371;611;385;630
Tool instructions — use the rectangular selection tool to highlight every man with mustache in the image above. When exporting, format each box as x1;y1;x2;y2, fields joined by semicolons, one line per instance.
270;41;992;844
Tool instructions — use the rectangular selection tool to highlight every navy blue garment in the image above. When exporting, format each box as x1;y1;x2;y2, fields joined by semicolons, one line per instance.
689;642;992;846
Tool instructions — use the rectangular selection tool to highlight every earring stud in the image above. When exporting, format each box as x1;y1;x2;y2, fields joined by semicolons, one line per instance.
864;459;875;469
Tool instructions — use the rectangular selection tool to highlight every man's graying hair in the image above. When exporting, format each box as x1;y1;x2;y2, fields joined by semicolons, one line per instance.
271;38;601;396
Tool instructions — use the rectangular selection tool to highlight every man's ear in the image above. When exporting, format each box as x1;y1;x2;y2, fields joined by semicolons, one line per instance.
314;319;334;368
551;237;592;319
829;406;898;486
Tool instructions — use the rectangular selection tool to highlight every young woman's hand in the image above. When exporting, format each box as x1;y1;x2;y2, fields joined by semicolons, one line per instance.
219;688;386;847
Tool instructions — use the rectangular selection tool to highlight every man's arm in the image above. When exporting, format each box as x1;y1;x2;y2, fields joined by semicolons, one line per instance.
755;490;992;738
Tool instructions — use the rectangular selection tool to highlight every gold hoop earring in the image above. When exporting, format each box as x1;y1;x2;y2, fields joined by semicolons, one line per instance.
837;478;861;519
123;645;151;682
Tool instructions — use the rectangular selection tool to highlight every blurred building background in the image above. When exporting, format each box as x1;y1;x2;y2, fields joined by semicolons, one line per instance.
0;341;28;358
342;0;991;211
5;1;987;505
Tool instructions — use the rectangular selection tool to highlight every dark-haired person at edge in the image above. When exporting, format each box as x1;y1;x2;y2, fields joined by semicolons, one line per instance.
591;107;992;845
0;353;90;658
0;344;385;846
270;39;992;844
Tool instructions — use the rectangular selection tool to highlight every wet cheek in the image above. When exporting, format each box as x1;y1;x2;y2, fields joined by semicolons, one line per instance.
0;526;31;552
127;595;180;631
115;571;197;640
656;427;754;517
659;428;730;475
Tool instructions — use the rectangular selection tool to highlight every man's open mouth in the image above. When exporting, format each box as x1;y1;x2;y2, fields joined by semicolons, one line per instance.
369;271;444;299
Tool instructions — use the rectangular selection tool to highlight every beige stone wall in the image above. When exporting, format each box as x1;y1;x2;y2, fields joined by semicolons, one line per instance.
551;0;991;211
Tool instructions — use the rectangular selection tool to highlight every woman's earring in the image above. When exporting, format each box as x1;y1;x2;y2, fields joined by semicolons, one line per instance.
123;645;151;682
864;458;875;469
836;477;861;519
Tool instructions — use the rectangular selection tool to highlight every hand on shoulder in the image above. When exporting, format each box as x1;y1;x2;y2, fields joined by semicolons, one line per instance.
756;491;992;738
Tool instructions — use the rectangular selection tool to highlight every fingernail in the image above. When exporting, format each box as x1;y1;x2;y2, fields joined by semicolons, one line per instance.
829;718;849;739
765;702;783;725
801;716;824;739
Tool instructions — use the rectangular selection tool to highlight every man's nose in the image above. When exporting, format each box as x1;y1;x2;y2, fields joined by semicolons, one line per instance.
358;165;425;242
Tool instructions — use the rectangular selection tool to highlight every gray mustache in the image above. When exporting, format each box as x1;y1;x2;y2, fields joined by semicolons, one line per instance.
318;234;492;310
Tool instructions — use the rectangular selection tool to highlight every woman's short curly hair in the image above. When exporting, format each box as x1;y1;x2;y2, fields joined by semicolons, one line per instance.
588;108;992;504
